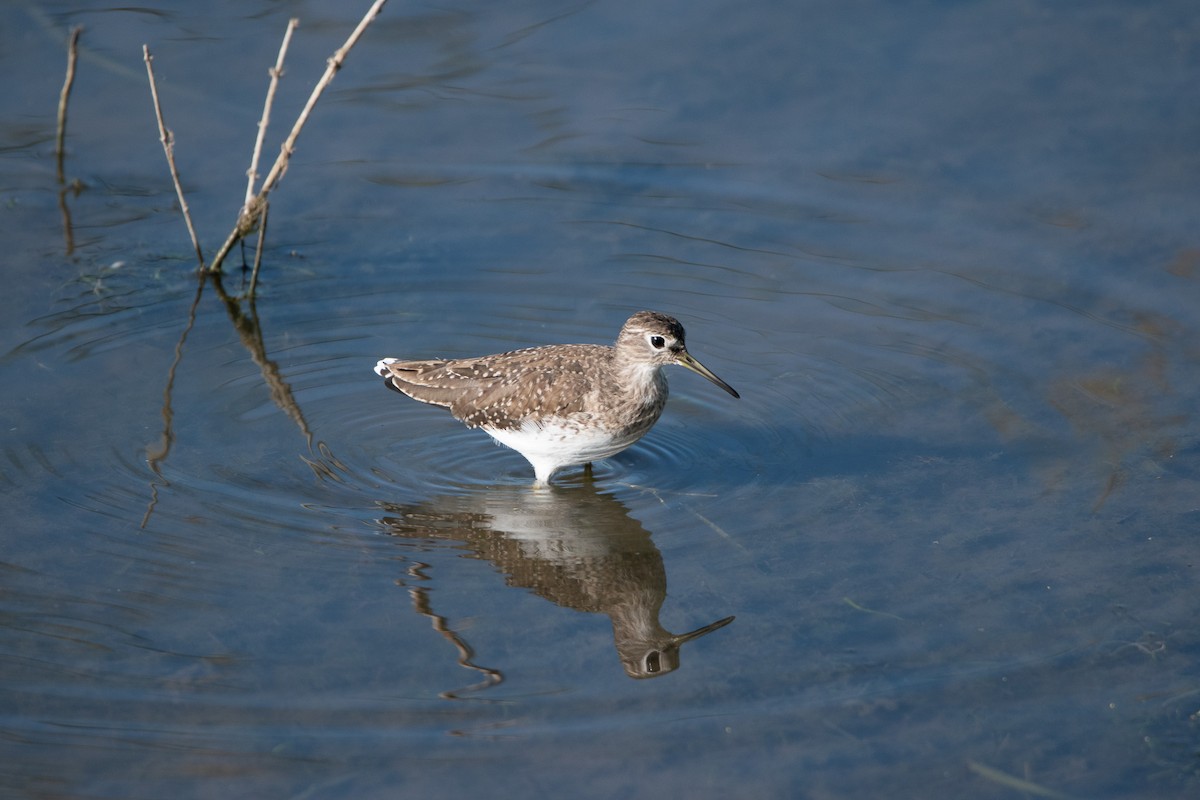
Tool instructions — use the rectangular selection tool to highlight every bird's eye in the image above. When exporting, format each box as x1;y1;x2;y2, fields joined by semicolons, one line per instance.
649;335;666;349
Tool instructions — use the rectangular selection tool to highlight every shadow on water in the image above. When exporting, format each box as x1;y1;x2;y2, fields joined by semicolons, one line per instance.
378;481;735;689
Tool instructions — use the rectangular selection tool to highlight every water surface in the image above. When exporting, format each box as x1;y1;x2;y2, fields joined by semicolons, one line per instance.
2;1;1198;798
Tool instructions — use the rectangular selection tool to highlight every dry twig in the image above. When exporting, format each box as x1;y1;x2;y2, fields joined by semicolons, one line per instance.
244;18;299;212
143;45;205;269
209;0;388;274
248;202;269;296
55;26;82;184
56;27;84;255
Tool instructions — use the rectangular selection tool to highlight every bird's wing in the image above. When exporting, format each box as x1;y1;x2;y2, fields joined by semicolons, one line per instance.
377;346;605;429
377;359;465;410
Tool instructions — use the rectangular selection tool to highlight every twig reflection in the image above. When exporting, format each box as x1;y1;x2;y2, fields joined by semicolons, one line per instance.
142;270;344;524
142;273;206;528
209;271;314;447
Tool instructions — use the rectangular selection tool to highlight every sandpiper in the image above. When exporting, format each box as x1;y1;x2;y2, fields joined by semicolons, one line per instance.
374;310;739;482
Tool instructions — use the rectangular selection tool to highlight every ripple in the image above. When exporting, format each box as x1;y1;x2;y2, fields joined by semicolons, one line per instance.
348;377;776;494
7;264;200;363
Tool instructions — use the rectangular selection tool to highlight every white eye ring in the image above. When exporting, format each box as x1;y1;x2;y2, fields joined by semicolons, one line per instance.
649;335;666;349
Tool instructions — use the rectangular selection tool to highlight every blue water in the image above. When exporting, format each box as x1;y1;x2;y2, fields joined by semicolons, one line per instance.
2;1;1198;797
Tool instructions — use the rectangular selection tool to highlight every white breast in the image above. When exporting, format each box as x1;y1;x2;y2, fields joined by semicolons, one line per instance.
485;415;654;482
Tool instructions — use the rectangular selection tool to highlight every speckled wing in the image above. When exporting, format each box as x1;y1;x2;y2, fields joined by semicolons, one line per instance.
375;359;460;407
376;345;605;430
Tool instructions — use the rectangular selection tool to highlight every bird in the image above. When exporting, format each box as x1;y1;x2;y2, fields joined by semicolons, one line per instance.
373;310;739;483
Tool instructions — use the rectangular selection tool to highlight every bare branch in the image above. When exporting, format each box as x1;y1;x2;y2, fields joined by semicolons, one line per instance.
56;26;82;184
208;0;388;273
258;0;387;197
244;18;299;211
248;201;269;298
143;45;205;270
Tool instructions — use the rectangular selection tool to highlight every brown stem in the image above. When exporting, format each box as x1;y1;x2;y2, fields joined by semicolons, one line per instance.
208;0;389;274
244;18;299;211
143;45;206;270
55;26;82;185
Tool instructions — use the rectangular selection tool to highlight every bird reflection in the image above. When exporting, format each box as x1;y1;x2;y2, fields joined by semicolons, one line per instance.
377;482;733;680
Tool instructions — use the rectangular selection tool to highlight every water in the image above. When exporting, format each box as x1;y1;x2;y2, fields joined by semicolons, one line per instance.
2;0;1198;797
